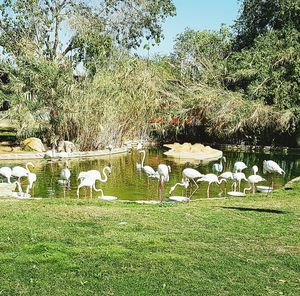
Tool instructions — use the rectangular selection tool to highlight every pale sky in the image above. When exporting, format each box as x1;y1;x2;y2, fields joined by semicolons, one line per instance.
136;0;241;57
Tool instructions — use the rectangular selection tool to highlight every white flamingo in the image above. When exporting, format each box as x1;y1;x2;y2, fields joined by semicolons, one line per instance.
232;172;248;192
12;162;34;182
263;160;285;189
169;179;189;195
197;173;225;198
157;164;171;202
246;175;266;194
78;166;111;183
169;168;203;198
77;177;102;198
219;171;233;194
60;161;71;186
212;156;226;173
0;167;12;183
26;172;37;195
234;161;247;172
138;150;159;178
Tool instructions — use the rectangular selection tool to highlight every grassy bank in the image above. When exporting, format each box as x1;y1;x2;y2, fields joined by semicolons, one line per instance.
0;185;299;295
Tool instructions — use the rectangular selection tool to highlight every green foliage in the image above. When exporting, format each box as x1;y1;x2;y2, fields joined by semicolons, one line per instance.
227;28;300;116
234;0;300;50
7;57;77;141
172;27;231;85
155;82;295;144
0;0;176;68
103;0;176;49
7;57;169;150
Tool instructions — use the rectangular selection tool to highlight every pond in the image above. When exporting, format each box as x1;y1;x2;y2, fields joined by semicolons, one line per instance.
1;148;300;200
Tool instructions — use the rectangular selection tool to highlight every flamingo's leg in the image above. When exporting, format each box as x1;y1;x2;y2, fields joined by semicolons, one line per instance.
159;177;164;202
190;178;199;198
207;183;210;198
267;174;273;195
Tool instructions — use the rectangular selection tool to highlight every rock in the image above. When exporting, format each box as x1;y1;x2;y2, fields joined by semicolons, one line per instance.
284;176;300;190
163;142;222;163
57;140;76;153
21;137;45;152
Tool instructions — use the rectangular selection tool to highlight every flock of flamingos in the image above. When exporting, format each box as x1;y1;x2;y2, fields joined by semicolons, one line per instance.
0;144;285;202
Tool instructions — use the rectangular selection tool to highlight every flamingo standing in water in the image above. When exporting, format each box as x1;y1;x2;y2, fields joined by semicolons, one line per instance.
12;162;35;182
197;173;225;198
157;164;171;202
0;167;12;183
138;150;158;178
212;156;226;173
232;172;248;192
60;161;71;185
77;177;102;198
169;179;190;196
169;168;203;198
78;166;111;183
234;161;247;172
26;172;37;195
218;171;233;194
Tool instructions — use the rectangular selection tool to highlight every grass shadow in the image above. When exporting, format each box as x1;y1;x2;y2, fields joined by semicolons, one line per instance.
215;206;289;214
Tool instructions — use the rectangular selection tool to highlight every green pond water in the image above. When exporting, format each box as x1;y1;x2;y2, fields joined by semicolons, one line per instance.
1;148;300;200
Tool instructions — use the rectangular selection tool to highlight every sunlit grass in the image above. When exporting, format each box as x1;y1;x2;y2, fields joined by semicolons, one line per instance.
0;185;299;295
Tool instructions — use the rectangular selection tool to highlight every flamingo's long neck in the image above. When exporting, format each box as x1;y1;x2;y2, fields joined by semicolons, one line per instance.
99;167;109;182
170;182;185;193
93;183;103;196
217;179;226;185
140;150;146;168
26;163;33;172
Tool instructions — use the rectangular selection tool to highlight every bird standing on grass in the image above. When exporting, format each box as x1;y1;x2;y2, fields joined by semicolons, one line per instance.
263;160;285;189
197;174;225;198
244;166;266;194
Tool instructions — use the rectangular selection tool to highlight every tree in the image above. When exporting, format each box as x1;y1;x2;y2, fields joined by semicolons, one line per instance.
0;0;176;67
172;27;231;85
102;0;176;49
226;28;300;115
234;0;300;50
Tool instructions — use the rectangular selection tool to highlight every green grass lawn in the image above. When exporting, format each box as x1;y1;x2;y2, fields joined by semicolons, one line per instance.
0;185;299;295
